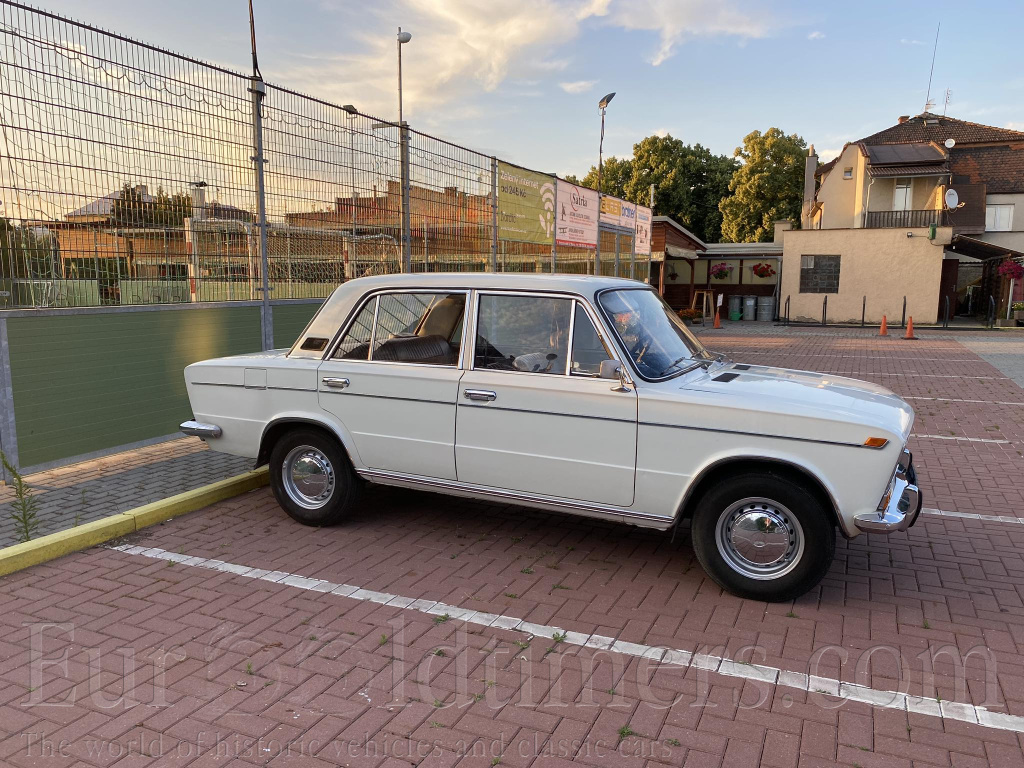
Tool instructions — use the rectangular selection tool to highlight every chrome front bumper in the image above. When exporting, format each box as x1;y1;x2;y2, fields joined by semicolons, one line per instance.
854;448;922;534
180;419;222;439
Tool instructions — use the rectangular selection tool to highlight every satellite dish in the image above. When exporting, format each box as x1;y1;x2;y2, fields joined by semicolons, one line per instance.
944;188;959;209
944;138;955;149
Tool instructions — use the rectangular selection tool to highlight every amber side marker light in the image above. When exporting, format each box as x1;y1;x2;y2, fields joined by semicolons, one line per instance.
863;437;889;448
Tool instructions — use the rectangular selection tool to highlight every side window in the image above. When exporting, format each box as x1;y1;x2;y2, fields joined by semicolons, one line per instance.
570;303;611;376
333;298;376;359
334;292;465;365
474;294;572;374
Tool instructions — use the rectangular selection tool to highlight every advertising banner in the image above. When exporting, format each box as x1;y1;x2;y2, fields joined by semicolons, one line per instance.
599;195;637;230
497;161;555;244
555;180;598;248
635;205;652;255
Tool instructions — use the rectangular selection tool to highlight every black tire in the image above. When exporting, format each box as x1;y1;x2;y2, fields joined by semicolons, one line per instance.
690;471;835;602
268;427;363;526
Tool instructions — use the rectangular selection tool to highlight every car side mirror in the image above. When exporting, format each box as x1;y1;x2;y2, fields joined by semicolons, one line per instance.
598;359;621;379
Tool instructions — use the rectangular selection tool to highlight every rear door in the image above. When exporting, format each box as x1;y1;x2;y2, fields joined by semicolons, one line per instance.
318;290;467;480
455;292;638;507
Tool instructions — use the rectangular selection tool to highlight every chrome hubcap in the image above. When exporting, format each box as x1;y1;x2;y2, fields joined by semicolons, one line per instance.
282;445;336;510
715;498;804;580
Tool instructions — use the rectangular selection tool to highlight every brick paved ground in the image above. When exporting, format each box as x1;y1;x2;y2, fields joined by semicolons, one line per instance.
0;438;252;548
1;328;1024;767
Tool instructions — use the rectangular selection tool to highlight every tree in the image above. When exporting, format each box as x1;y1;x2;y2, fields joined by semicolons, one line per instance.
111;184;191;228
563;155;633;200
564;136;737;242
718;128;807;243
625;135;737;243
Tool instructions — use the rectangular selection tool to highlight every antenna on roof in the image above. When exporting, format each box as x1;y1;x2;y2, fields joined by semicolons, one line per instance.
923;22;940;114
942;87;952;116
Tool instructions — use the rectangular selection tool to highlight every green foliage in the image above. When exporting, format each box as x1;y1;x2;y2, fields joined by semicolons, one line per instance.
110;184;192;228
0;218;58;281
565;135;737;243
719;128;807;243
2;451;40;543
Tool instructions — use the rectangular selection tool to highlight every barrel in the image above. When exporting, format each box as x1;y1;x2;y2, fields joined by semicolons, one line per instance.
742;295;757;321
756;295;776;322
728;294;742;321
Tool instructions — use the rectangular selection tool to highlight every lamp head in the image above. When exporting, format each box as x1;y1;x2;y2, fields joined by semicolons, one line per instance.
342;104;358;115
598;92;616;109
397;30;412;44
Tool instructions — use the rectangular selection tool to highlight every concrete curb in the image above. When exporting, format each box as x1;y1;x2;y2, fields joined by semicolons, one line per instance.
0;467;269;578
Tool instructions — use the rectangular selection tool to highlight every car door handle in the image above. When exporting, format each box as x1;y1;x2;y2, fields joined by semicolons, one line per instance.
322;377;350;389
463;389;496;402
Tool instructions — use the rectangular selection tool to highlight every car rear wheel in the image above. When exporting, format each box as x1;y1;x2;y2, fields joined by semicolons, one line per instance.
269;428;362;526
690;472;835;602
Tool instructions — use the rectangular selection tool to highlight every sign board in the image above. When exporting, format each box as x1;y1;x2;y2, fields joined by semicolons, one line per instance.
497;161;555;244
555;180;598;248
599;195;636;229
634;205;652;255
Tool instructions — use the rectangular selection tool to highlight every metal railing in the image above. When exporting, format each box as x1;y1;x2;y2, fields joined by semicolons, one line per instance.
865;210;943;229
0;1;651;324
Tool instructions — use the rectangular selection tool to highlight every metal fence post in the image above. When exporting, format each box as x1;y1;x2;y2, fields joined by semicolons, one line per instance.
250;76;273;350
400;122;412;273
550;181;557;274
0;317;18;481
490;157;498;272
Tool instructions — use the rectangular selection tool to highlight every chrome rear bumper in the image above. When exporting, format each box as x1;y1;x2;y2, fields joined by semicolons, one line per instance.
180;420;222;438
854;448;922;534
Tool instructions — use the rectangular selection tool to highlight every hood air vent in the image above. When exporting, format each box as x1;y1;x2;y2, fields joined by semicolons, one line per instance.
713;372;740;382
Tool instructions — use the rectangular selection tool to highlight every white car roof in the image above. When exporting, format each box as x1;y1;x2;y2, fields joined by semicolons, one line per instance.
289;272;650;357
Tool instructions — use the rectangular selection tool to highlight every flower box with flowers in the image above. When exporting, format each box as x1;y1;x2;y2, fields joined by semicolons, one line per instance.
997;259;1024;281
709;263;733;280
751;262;776;279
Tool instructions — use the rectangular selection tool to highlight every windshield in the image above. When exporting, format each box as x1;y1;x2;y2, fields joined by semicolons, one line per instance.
598;288;713;380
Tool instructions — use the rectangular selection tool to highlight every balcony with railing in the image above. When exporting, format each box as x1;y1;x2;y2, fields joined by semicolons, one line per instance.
865;209;944;229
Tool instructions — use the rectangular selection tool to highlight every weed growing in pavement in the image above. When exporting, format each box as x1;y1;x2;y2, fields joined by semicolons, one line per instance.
309;635;318;641
520;567;534;575
433;699;444;708
665;738;680;747
513;639;529;650
552;631;567;644
491;758;501;766
433;649;446;657
2;452;40;542
245;662;253;675
379;634;388;646
617;725;635;742
785;611;798;618
429;720;445;728
552;583;570;590
433;614;450;625
922;619;930;630
504;593;518;599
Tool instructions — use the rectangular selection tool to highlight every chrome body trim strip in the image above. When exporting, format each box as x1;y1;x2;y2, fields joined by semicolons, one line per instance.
639;421;868;449
357;468;673;527
319;391;453;407
855;463;923;534
180;420;222;438
192;382;317;393
462;401;636;424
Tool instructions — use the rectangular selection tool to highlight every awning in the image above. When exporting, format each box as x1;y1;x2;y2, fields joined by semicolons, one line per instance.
867;163;948;178
948;235;1024;261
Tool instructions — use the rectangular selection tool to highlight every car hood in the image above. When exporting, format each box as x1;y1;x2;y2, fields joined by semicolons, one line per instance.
671;362;914;444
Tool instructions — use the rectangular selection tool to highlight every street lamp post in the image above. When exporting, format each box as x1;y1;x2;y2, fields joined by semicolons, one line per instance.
397;27;412;272
596;92;614;276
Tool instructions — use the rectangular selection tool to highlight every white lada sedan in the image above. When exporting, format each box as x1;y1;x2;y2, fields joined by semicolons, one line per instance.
181;273;921;601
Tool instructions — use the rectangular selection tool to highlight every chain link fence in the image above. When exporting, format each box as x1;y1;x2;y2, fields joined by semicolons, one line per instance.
0;0;651;317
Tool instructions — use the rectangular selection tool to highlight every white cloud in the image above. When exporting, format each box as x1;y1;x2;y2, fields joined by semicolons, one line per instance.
1007;122;1024;131
807;30;825;40
559;80;597;94
654;127;669;138
900;38;925;45
816;147;843;162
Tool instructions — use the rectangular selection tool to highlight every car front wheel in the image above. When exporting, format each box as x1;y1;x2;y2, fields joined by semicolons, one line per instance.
690;472;835;601
269;428;362;526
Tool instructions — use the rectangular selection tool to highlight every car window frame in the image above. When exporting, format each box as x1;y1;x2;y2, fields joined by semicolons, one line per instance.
468;290;620;379
325;287;471;369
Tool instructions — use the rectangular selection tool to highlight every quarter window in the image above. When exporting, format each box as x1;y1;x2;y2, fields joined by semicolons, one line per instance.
333;292;465;365
474;294;572;374
570;303;612;376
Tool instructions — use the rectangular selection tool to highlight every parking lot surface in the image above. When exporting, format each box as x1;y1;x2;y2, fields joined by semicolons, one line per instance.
2;329;1024;767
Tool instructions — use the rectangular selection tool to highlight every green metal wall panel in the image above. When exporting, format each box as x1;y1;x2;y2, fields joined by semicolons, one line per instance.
6;306;261;468
272;301;323;349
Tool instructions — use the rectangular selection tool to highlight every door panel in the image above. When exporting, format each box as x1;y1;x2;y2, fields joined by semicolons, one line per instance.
317;362;461;480
456;371;637;506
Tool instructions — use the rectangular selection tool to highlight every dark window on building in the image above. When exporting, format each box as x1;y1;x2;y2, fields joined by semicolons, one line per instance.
799;254;841;293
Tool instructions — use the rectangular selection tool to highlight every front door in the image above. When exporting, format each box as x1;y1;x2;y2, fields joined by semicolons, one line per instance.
456;293;637;507
318;290;467;480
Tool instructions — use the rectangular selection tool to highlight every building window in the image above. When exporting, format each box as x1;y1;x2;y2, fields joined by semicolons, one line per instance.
986;204;1014;232
893;178;912;211
799;254;841;294
843;167;853;179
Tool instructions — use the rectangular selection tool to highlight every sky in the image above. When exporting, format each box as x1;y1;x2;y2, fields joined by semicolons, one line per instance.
37;0;1024;178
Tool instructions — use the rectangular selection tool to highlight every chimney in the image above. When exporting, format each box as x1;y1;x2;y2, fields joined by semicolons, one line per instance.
897;115;910;124
773;220;793;243
800;144;818;229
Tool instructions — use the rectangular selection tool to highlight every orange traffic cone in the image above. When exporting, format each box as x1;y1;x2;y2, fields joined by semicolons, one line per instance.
879;315;888;336
713;308;722;329
903;316;917;340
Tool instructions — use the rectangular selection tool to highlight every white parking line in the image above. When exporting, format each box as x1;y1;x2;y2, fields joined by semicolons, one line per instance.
737;353;982;362
109;543;1024;736
922;507;1024;524
906;396;1024;407
913;434;1013;445
830;372;1007;379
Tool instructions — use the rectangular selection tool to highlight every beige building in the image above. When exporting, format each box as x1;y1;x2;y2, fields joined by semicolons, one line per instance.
789;113;1024;323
